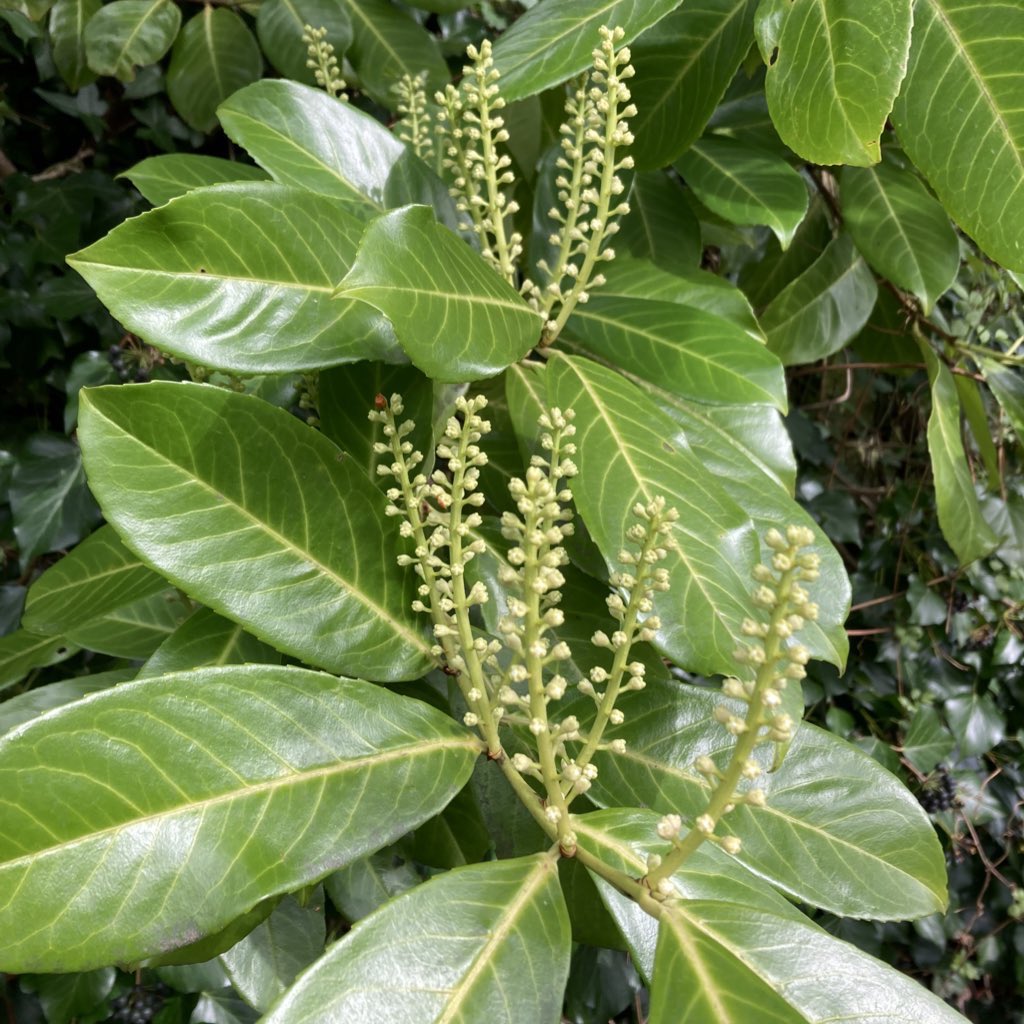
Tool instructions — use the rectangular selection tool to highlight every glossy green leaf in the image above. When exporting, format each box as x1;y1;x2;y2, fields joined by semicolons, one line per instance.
121;154;269;207
587;678;948;918
64;588;191;658
341;0;448;109
257;0;351;84
167;7;262;133
0;671;131;736
891;0;1024;271
83;0;181;82
192;990;259;1023
20;969;116;1024
630;0;760;170
675;135;809;249
0;665;478;972
220;896;326;1013
842;162;959;312
49;0;101;89
762;234;878;365
980;356;1024;441
946;691;1005;757
564;296;786;409
22;524;166;636
0;631;77;693
68;182;398;374
617;171;702;268
78;382;433;680
903;705;955;774
137;606;282;679
547;352;760;678
760;0;913;166
917;340;999;565
263;855;570;1024
323;846;422;923
650;908;803;1024
491;0;680;103
218;80;454;224
1;0;54;20
337;206;542;382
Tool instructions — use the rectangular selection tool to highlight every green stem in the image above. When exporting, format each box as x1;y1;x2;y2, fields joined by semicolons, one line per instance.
476;89;516;284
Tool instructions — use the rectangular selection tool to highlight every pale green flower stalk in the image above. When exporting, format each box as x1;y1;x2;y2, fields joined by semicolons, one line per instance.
303;24;346;100
540;25;635;345
435;41;522;285
644;525;821;896
393;72;434;163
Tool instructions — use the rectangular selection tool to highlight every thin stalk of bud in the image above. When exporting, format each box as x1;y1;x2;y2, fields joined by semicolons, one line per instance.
393;72;434;162
302;24;346;100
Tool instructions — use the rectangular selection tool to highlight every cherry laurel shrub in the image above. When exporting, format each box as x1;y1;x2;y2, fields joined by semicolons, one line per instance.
2;3;1022;1021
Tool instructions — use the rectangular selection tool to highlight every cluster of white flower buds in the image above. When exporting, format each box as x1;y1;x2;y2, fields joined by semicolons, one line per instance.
435;40;523;283
393;71;433;162
302;24;346;100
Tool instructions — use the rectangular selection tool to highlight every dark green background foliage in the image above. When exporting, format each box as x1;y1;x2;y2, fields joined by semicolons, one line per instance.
0;1;1022;1022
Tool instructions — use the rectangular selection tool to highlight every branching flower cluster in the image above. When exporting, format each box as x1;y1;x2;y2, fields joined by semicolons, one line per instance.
424;26;636;345
303;24;347;100
371;394;674;855
392;72;434;163
644;526;821;897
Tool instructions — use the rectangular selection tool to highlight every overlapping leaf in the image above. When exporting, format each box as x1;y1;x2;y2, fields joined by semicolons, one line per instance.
218;80;454;224
617;171;702;268
842;161;959;312
257;0;351;84
77;382;433;680
546;352;759;678
121;155;269;207
63;588;189;659
918;341;999;565
262;855;569;1024
891;0;1024;271
761;234;878;365
491;0;680;102
0;666;479;972
68;182;398;373
336;206;542;382
675;135;809;248
630;0;760;170
587;678;948;918
83;0;180;81
0;632;76;694
760;0;913;166
49;0;101;89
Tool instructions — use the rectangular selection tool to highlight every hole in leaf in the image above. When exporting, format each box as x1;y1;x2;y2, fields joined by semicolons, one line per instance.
769;47;779;66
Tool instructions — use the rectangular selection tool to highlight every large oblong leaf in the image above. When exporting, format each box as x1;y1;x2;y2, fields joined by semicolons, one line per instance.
121;154;269;207
337;205;542;382
257;0;351;85
68;182;398;373
83;0;181;82
841;161;959;312
891;0;1024;272
761;0;913;166
588;678;948;919
491;0;679;102
675;135;809;249
78;382;433;681
218;79;454;224
546;352;758;678
263;855;570;1024
49;0;101;89
0;665;479;972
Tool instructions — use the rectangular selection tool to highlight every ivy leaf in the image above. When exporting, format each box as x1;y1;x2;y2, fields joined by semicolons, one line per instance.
341;0;448;110
262;855;570;1024
336;206;542;383
917;340;999;565
138;606;282;679
218;80;455;226
546;352;759;678
588;678;948;919
49;0;101;89
675;135;809;249
903;705;955;774
257;0;351;85
68;182;399;374
0;666;479;972
491;0;681;103
891;0;1024;272
761;0;914;166
946;692;1005;757
841;161;959;313
629;0;760;170
78;382;433;681
21;523;166;636
761;234;878;365
563;297;787;409
120;154;269;207
167;7;262;133
83;0;181;82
